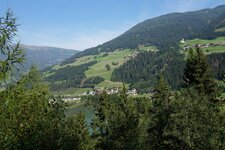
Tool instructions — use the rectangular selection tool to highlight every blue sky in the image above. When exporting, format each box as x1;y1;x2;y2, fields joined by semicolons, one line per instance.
1;0;225;50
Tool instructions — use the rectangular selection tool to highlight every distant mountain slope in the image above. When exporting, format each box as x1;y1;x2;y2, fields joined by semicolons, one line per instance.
21;45;78;70
44;5;225;93
63;5;225;65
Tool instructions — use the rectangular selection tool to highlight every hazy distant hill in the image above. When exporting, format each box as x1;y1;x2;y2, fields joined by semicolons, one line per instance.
21;45;78;71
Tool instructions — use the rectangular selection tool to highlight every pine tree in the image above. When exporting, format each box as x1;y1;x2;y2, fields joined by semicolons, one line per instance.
91;91;112;149
0;67;58;149
0;9;25;82
183;48;220;103
65;112;93;150
147;75;172;149
109;84;141;149
165;88;225;149
91;86;142;150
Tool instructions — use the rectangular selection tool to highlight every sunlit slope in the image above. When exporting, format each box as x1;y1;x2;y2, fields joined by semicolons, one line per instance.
44;49;135;90
180;36;225;54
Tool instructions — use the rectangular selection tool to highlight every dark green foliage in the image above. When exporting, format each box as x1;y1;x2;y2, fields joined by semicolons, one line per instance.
166;89;225;149
0;68;63;149
46;61;97;91
208;52;225;80
105;64;111;71
147;76;172;149
64;112;94;150
82;76;104;88
200;10;225;39
102;53;108;57
91;87;142;150
147;76;225;149
0;10;25;81
0;68;94;149
91;91;112;149
112;61;118;66
112;48;225;92
111;50;185;90
183;48;221;103
129;80;155;93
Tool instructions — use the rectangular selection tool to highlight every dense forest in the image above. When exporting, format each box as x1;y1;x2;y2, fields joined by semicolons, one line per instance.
45;61;100;91
111;50;185;91
1;9;225;149
111;49;225;92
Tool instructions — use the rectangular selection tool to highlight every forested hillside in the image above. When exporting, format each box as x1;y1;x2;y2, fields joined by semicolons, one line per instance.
111;50;225;92
44;5;225;93
111;50;185;91
62;5;225;64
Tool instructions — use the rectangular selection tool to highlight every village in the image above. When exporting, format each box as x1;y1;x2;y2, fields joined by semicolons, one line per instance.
180;38;225;51
62;87;138;102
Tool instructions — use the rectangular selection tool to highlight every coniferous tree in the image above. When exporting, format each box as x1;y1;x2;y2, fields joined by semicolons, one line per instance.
0;10;25;82
165;88;225;149
91;91;112;149
91;86;142;150
147;75;172;149
0;67;63;149
183;48;220;103
109;84;141;150
65;112;93;150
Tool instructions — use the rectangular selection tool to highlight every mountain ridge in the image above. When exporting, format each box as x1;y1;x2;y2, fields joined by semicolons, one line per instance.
21;44;78;71
62;4;225;65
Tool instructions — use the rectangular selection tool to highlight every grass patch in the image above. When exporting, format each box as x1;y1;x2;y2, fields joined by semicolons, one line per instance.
215;27;225;32
139;45;158;51
204;46;225;54
181;37;225;46
47;49;134;94
180;36;225;57
53;88;91;96
85;49;132;80
96;80;124;88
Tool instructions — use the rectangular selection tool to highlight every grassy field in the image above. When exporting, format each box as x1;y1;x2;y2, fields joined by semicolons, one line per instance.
53;88;92;96
215;27;225;32
180;36;225;55
138;45;158;51
50;49;134;95
85;49;132;80
204;46;225;54
96;80;123;88
84;49;133;88
181;36;225;46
